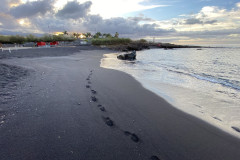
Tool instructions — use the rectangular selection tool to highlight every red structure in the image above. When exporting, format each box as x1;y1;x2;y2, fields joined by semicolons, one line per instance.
50;41;59;46
37;42;46;47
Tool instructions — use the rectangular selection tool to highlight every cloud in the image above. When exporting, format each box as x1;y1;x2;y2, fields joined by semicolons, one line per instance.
204;20;217;24
1;0;240;46
0;13;20;29
128;16;154;22
0;0;21;12
56;1;92;19
9;0;54;18
184;18;217;25
83;15;175;37
237;2;240;8
185;18;203;25
81;0;168;18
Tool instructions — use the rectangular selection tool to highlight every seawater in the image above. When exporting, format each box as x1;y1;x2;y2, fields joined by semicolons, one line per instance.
101;48;240;138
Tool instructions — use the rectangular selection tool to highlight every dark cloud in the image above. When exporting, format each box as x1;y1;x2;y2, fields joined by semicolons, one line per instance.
177;28;240;39
0;29;43;36
0;0;18;12
0;13;20;29
56;1;92;19
9;0;54;18
84;15;175;37
128;16;154;22
205;20;218;24
185;18;203;25
184;18;218;25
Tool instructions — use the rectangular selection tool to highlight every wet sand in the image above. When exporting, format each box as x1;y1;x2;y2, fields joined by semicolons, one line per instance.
0;46;240;160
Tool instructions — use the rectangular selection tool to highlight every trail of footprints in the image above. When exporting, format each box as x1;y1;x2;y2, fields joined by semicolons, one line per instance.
85;70;160;160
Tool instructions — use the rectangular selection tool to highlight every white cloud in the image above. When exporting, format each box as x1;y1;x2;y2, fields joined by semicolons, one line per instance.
237;2;240;8
1;0;240;46
54;0;167;18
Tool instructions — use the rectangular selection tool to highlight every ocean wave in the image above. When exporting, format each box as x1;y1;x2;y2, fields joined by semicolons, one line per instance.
166;68;240;91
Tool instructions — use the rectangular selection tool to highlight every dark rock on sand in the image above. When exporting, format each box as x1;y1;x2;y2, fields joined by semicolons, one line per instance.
232;126;240;133
150;155;160;160
117;50;136;61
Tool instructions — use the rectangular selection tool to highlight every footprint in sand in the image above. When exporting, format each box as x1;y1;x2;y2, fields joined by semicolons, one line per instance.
86;85;91;88
88;81;91;84
124;131;140;143
231;126;240;133
100;107;106;112
213;116;222;121
91;90;97;94
103;117;114;127
91;96;97;102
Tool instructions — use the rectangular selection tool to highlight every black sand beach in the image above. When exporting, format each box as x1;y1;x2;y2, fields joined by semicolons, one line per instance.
0;46;240;160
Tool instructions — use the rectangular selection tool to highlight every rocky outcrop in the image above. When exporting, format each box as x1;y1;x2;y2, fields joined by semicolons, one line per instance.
117;50;136;60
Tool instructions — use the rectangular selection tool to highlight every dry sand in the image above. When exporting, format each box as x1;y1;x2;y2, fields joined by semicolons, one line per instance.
0;46;240;160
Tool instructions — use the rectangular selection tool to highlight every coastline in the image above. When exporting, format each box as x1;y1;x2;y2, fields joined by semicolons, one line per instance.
101;48;240;139
0;46;240;160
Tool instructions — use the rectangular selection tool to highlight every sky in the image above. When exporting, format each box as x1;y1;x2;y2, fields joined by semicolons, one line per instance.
0;0;240;45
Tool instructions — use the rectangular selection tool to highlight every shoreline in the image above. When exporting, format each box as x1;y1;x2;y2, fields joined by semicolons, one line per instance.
101;49;240;139
1;46;240;160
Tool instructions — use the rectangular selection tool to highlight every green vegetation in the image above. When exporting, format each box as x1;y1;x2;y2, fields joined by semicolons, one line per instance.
0;31;140;47
0;34;76;44
0;35;10;44
92;37;131;45
93;32;102;38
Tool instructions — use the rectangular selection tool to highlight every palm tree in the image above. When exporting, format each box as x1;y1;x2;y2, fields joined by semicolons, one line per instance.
106;33;112;38
73;32;77;38
114;32;119;38
86;32;92;38
94;32;102;38
63;31;68;35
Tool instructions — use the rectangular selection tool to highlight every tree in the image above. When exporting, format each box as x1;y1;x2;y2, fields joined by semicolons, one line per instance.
0;35;10;43
63;31;68;35
93;32;102;38
40;34;53;42
114;32;119;38
105;33;112;38
9;35;26;44
85;32;92;38
26;34;38;42
73;33;80;39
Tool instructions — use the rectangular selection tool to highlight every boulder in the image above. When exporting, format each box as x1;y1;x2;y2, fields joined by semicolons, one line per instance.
117;50;136;60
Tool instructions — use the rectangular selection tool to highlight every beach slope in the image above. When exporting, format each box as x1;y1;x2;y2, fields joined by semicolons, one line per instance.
0;47;239;160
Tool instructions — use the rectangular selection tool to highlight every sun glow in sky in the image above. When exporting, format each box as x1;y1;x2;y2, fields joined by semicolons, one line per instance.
1;0;240;45
18;19;25;25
